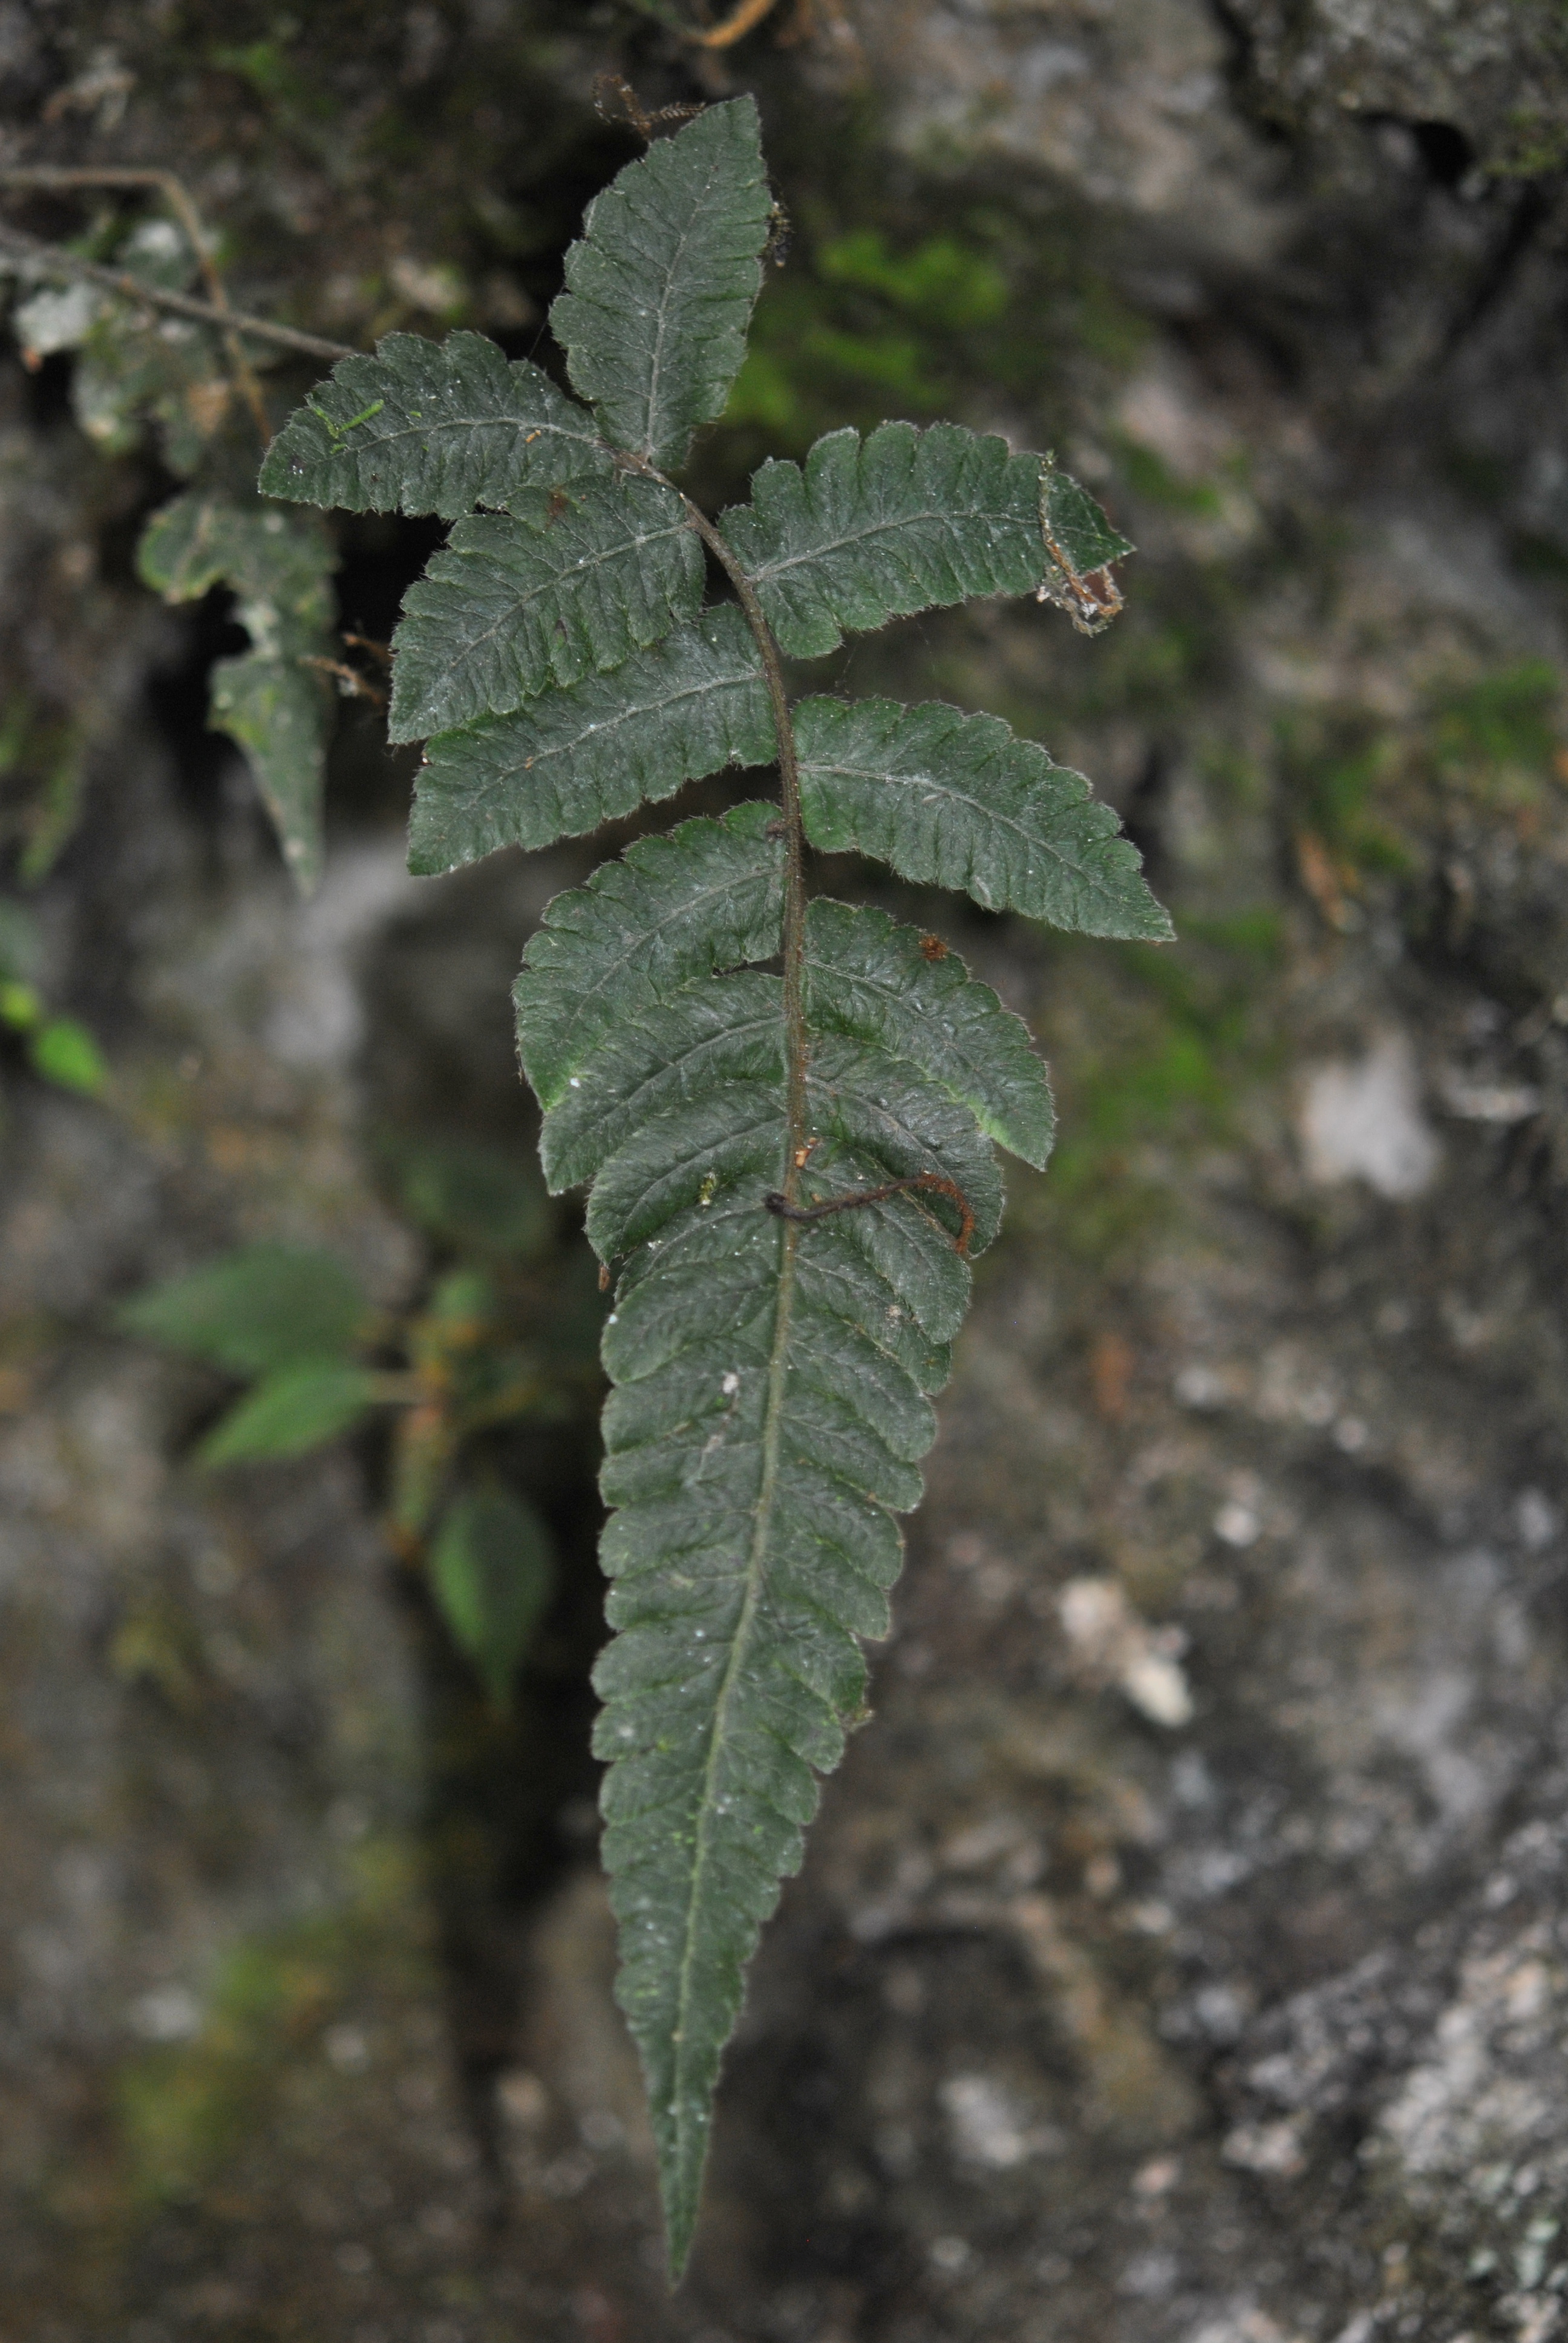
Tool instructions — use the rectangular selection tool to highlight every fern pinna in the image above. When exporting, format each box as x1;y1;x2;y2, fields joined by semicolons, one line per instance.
260;97;1170;2272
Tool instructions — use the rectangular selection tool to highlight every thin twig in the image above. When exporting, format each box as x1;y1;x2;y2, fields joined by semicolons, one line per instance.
593;74;704;139
300;655;387;709
0;219;356;363
0;168;276;441
687;0;781;47
765;1173;975;1257
343;631;393;667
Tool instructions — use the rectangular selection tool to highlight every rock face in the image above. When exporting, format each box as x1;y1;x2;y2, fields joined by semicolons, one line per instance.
4;2;1568;2338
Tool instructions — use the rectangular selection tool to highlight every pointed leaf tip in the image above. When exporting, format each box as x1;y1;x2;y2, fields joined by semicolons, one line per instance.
795;695;1171;940
552;99;772;470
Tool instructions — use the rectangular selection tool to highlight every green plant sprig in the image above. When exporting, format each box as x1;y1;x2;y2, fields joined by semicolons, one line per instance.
256;95;1170;2275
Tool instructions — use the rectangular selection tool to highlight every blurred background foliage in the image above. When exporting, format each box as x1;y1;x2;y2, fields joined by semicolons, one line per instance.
119;1144;604;1710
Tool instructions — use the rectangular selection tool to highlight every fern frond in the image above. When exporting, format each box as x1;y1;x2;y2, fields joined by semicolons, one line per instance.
795;693;1174;940
515;804;786;1110
257;330;613;517
259;96;1166;2275
409;608;771;873
719;421;1059;658
550;97;771;469
387;477;705;740
541;971;784;1193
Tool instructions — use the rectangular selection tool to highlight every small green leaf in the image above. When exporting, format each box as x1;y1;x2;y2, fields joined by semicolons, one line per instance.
794;694;1174;940
409;607;772;874
197;1361;386;1467
387;477;705;742
430;1483;556;1706
137;494;335;614
0;977;39;1029
28;1015;106;1095
552;99;772;470
258;331;613;518
120;1246;370;1376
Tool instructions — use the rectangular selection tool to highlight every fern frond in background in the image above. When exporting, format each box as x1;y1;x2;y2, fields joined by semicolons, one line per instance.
261;96;1170;2273
2;207;340;888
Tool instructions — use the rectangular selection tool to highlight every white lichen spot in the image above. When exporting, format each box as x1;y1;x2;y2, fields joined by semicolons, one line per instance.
938;2073;1058;2169
1221;2116;1308;2177
1298;1031;1439;1200
1058;1576;1193;1728
129;1984;201;2042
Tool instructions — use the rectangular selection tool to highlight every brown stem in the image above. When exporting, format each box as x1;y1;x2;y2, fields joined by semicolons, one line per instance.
299;654;387;709
687;0;781;46
763;1173;975;1257
0;219;356;364
676;491;809;1208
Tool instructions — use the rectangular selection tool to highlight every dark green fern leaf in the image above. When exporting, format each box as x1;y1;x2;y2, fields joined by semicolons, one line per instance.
547;965;1007;2260
261;96;1165;2278
410;608;771;873
719;421;1066;658
387;477;705;740
802;899;1055;1166
795;693;1174;940
257;330;612;517
515;804;786;1110
551;97;771;469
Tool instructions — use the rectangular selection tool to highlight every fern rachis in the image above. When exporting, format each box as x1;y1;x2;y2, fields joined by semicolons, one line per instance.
260;93;1169;2273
